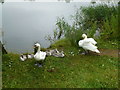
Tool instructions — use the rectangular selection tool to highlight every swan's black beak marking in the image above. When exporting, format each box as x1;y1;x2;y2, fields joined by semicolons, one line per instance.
34;45;37;48
34;45;38;54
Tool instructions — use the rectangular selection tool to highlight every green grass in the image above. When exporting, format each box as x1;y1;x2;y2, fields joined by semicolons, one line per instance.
97;39;118;49
50;38;118;49
2;39;119;88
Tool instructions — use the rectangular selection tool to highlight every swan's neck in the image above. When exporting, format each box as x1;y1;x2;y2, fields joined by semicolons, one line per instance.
37;46;41;52
84;35;87;39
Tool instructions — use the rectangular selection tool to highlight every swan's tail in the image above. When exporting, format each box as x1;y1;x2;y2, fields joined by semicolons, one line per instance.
95;49;100;53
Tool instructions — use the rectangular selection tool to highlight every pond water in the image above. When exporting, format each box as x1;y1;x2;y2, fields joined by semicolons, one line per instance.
1;2;91;53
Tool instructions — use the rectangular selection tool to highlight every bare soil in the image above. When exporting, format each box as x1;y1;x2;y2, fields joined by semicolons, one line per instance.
99;49;119;58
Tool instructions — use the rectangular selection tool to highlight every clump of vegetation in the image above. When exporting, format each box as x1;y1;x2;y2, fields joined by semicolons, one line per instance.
101;15;118;40
46;3;118;47
79;4;118;30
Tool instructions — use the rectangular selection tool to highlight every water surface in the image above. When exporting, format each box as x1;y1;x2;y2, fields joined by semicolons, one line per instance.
2;2;90;53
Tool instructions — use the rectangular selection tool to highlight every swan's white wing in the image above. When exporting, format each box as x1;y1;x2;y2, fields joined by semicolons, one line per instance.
78;40;84;47
79;39;92;47
39;51;46;60
82;42;100;53
81;39;97;49
34;53;41;61
82;42;97;50
87;38;97;45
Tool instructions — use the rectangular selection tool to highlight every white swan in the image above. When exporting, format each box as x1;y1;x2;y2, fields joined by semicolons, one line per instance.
82;34;97;45
78;34;100;54
34;43;46;67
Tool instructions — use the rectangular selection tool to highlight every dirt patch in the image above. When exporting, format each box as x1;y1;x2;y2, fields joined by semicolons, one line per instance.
99;49;119;58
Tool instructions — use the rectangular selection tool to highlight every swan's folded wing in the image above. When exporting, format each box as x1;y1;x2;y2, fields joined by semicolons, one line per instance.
88;38;97;45
82;39;91;44
78;40;84;47
82;43;98;51
40;52;46;59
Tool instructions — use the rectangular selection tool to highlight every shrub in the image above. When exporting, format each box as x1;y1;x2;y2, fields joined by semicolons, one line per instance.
101;15;118;40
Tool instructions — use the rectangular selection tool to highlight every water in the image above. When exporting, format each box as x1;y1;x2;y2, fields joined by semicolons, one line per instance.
2;2;90;53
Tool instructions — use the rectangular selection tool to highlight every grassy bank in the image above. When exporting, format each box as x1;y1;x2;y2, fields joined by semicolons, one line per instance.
2;39;118;88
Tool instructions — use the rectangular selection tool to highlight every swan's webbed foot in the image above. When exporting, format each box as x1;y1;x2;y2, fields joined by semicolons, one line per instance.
85;50;90;55
81;52;86;55
37;64;43;67
35;61;44;67
81;50;89;55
